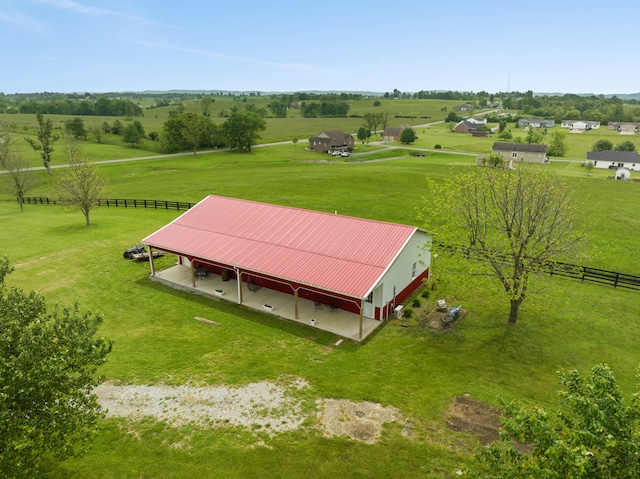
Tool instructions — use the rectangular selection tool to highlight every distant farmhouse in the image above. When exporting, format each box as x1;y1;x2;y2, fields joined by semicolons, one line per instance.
453;103;474;111
561;120;600;131
586;150;640;171
382;126;406;141
453;117;487;134
607;122;640;135
491;142;548;166
517;118;555;128
308;130;354;153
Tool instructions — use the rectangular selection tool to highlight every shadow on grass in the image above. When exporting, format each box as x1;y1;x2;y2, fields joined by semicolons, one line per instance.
133;276;368;348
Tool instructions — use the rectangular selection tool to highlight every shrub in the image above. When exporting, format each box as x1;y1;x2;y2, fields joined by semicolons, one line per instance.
403;308;413;318
421;290;430;299
434;144;442;149
412;299;421;308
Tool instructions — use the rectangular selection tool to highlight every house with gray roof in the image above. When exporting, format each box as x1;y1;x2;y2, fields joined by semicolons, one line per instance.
586;150;640;171
308;130;355;153
491;141;548;166
518;118;555;128
382;126;406;141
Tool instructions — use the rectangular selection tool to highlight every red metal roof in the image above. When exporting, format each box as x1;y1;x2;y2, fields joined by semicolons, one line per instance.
143;195;420;298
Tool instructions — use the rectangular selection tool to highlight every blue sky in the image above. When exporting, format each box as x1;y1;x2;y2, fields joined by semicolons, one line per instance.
1;0;638;95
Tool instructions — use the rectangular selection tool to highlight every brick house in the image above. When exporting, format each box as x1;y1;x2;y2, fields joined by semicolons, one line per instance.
308;130;355;152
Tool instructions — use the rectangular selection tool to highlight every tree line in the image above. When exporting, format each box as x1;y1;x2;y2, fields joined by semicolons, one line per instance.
0;97;143;117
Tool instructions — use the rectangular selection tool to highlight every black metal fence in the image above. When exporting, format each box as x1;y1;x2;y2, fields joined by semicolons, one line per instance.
18;196;640;291
21;196;195;211
549;262;640;291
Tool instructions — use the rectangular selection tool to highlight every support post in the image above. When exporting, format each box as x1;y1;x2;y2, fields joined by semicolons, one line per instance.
191;262;196;287
148;246;156;276
236;269;243;304
359;301;364;340
294;290;299;319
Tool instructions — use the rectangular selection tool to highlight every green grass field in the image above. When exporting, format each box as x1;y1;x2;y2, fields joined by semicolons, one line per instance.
1;135;640;477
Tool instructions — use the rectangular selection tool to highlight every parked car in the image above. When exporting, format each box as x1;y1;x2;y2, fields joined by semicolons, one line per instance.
341;151;350;157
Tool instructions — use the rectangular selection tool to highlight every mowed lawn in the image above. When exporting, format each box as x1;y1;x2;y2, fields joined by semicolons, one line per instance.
1;148;639;478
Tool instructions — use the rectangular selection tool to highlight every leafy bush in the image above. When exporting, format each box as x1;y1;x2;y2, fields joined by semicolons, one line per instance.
421;290;430;299
412;299;421;308
434;144;442;149
403;308;413;318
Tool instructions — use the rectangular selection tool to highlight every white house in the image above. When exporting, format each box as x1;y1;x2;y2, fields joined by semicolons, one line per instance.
586;150;640;171
561;120;600;131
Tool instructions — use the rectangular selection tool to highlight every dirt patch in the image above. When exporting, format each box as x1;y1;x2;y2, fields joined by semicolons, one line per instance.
444;395;501;444
96;378;403;444
420;308;467;330
317;398;403;443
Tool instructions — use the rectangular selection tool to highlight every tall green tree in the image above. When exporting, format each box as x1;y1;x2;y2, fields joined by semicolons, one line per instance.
547;130;568;157
363;112;382;135
222;111;266;153
0;257;112;478
268;97;288;118
357;126;370;143
54;152;110;227
525;127;543;144
615;140;636;152
400;128;417;144
467;364;640;479
64;117;87;140
592;139;613;152
423;166;586;324
24;112;58;175
179;112;208;156
122;123;142;147
200;97;215;117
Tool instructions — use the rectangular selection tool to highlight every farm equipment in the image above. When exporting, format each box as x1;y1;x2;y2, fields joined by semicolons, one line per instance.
442;305;462;324
123;245;146;259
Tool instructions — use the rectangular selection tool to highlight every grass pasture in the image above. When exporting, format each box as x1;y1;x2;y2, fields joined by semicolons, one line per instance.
1;147;640;478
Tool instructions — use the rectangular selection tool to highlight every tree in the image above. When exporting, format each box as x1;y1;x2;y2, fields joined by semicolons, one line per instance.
592;139;613;152
54;152;110;227
0;257;112;477
467;364;640;479
379;112;390;134
101;121;111;134
222;111;266;152
90;126;103;144
24;112;58;175
122;123;142;147
1;151;37;211
111;119;123;135
424;166;585;324
481;153;504;168
357;126;370;143
200;97;215;117
615;140;636;152
547;130;568;157
268;97;288;118
498;120;507;133
64;117;87;140
525;127;543;144
363;112;382;136
445;111;463;123
584;160;595;176
400;128;417;144
179;112;208;155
